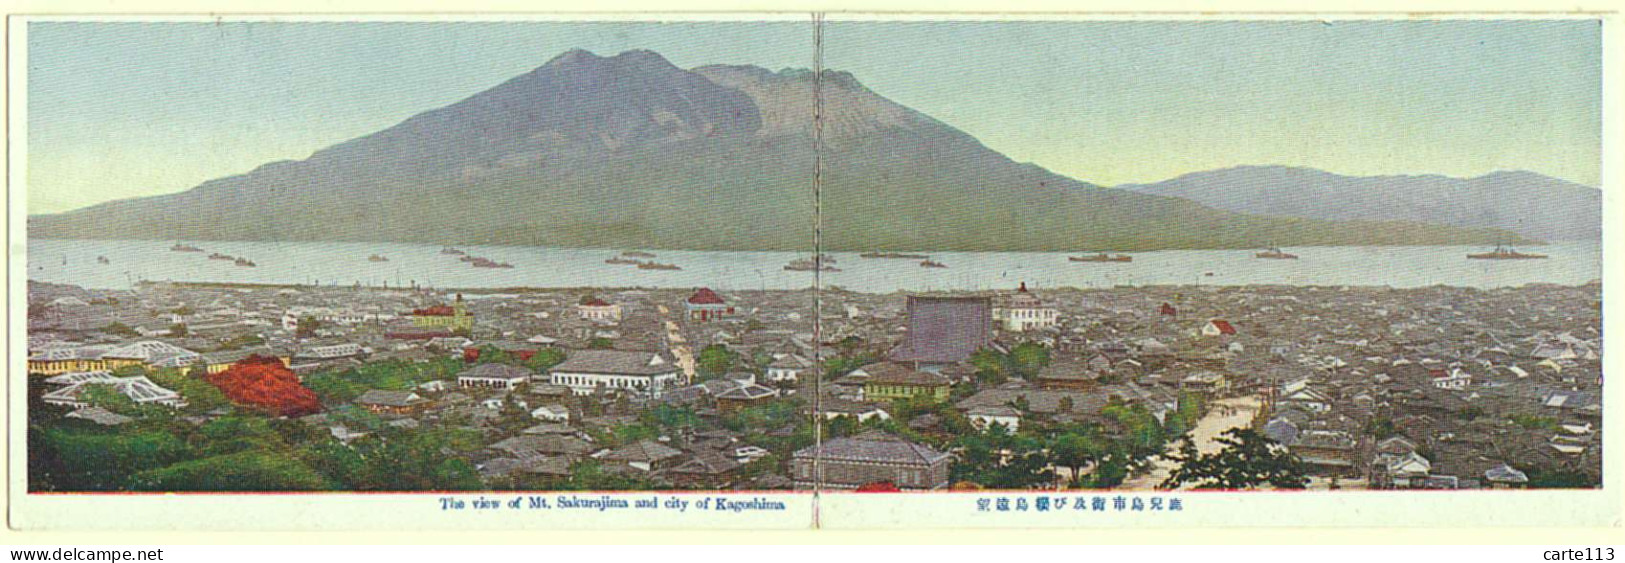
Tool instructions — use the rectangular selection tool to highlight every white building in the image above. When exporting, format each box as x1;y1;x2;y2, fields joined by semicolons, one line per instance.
966;405;1022;432
1432;368;1473;390
576;298;623;323
457;363;532;390
765;354;812;383
530;403;571;422
995;283;1059;332
41;375;186;409
549;349;681;397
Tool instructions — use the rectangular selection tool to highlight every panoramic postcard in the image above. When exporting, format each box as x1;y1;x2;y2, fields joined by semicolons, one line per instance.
9;16;1610;529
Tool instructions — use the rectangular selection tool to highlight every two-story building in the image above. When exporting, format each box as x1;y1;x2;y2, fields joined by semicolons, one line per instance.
684;288;732;322
576;297;622;323
853;362;951;402
994;283;1059;332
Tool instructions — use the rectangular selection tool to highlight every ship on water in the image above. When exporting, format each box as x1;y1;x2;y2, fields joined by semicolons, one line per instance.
170;243;204;252
368;254;389;262
1070;252;1132;263
1255;246;1299;260
1467;245;1548;260
621;250;657;258
440;246;466;255
920;259;948;269
208;252;235;261
637;261;681;271
860;251;930;259
96;256;110;265
470;257;514;269
784;257;841;272
605;255;642;265
233;257;256;267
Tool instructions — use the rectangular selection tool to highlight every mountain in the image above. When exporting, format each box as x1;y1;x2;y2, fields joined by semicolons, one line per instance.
1119;165;1599;241
28;49;1528;251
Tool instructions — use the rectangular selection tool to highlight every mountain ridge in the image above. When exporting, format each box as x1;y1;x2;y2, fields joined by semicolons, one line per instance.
1118;164;1598;241
28;49;1535;251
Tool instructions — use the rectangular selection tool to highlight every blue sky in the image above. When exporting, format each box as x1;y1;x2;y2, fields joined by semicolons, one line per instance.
26;19;1601;213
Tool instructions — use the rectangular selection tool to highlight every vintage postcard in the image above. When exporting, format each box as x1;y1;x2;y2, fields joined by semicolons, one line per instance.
5;12;1617;531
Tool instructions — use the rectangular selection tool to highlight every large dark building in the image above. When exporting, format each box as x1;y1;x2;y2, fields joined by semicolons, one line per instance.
887;295;993;372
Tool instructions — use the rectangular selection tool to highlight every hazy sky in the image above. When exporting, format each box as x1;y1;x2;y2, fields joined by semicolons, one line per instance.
27;19;1601;213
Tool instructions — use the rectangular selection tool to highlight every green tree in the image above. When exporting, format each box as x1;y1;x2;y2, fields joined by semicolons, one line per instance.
79;383;140;415
1007;341;1051;378
1159;428;1308;490
587;337;614;350
969;348;1009;384
524;347;568;371
1048;432;1105;486
168;323;188;337
696;344;739;378
472;345;514;365
1526;467;1596;489
950;425;1054;489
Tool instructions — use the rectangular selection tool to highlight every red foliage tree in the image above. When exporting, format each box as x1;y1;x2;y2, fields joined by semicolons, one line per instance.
205;354;322;417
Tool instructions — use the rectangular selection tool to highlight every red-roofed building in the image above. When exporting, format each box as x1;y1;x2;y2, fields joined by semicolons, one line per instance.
685;288;732;322
1159;302;1178;317
409;294;472;331
1202;319;1238;337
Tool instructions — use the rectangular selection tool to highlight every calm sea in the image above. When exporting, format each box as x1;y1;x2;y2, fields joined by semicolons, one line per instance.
25;239;1602;292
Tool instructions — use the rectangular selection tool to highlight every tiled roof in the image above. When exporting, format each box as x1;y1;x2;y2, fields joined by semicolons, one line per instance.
488;435;596;458
715;383;778;400
458;363;532;380
551;349;673;376
857;362;949;387
355;390;425;407
602;439;684;463
793;431;948;466
687;288;726;305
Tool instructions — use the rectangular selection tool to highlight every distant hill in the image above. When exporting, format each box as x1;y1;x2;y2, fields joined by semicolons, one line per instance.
28;49;1528;251
1119;165;1599;241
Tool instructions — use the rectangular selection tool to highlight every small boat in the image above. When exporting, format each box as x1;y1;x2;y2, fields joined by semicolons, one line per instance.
621;251;657;258
920;260;948;269
1204;272;1216;277
170;243;204;252
234;258;257;267
368;255;389;262
1255;246;1298;260
1468;245;1547;260
605;256;641;265
637;262;682;271
440;247;466;255
1070;252;1132;263
97;256;110;265
816;253;838;264
784;258;840;272
208;252;235;261
471;258;514;269
860;252;930;259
